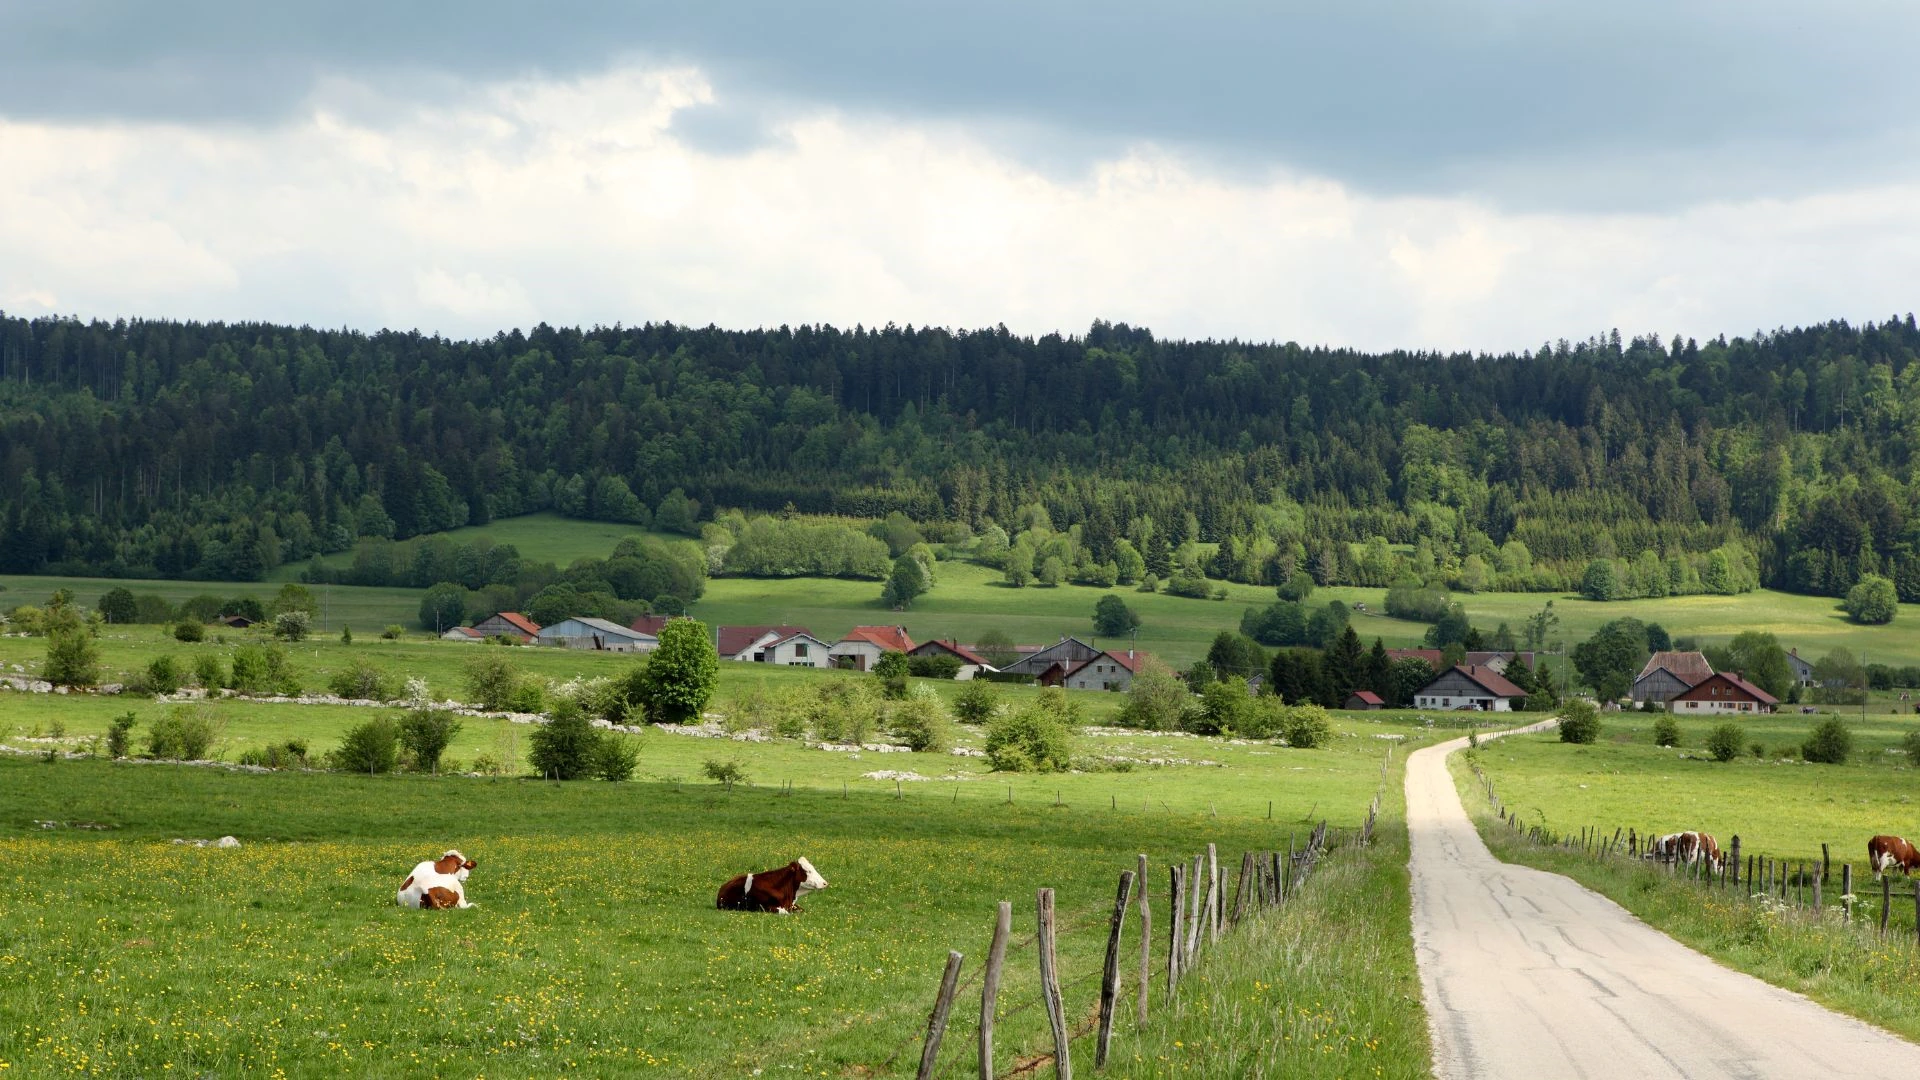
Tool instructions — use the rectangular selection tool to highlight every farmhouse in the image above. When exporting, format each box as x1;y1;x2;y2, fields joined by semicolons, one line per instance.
1413;664;1527;711
1062;649;1147;692
629;614;676;637
716;625;814;662
536;617;657;652
218;614;254;629
829;626;915;672
1385;649;1532;674
1669;672;1777;715
908;639;997;680
1000;637;1101;680
762;631;835;667
441;626;483;642
1786;648;1815;687
1344;690;1385;710
1631;650;1713;703
474;612;539;643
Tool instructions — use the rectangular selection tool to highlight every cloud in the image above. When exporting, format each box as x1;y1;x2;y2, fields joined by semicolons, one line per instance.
0;64;1915;352
4;2;1918;211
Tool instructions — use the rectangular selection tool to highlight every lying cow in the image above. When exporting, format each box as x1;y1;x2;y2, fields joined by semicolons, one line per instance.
1644;831;1722;872
1869;835;1920;879
397;849;478;910
716;857;829;914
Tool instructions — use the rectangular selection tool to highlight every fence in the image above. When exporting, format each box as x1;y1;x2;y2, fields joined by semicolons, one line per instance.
895;750;1391;1079
1468;763;1920;947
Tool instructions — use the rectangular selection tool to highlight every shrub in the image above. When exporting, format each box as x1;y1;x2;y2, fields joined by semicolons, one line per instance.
238;740;311;769
464;653;525;710
879;674;910;700
1281;704;1334;749
1706;723;1744;762
984;688;1078;772
192;653;225;690
703;758;748;789
1750;741;1766;759
1116;660;1188;731
1093;594;1142;636
272;610;311;642
1903;729;1920;766
145;655;183;695
873;650;910;679
889;689;953;752
641;619;720;724
1843;574;1898;625
398;707;463;774
146;706;218;760
229;644;299;695
106;713;137;759
328;658;402;701
331;717;400;774
1802;716;1852;764
952;680;999;724
1557;699;1601;744
1190;678;1251;735
381;624;406;640
470;752;506;777
42;629;101;688
172;620;205;643
529;701;600;780
592;733;643;781
340;626;353;645
907;654;964;679
1651;715;1680;747
807;680;882;745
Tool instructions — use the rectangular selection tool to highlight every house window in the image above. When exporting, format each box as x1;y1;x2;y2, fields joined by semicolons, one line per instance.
796;643;809;657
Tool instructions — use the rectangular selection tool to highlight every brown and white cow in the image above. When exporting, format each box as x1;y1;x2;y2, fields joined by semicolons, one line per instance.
716;857;829;914
397;849;478;910
1644;831;1723;872
1868;835;1920;879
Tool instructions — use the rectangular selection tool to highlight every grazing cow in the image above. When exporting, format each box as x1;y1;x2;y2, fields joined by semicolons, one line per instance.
1868;835;1920;879
716;858;829;914
1645;831;1723;872
397;849;478;910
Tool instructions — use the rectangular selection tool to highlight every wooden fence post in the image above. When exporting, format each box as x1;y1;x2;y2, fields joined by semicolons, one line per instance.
1821;843;1830;886
1814;861;1823;914
1729;836;1740;884
1207;844;1221;944
1881;876;1893;937
979;902;1011;1080
1136;854;1151;1026
1842;864;1854;923
1185;854;1204;965
1913;880;1919;949
1167;864;1184;993
1231;850;1254;924
1096;871;1136;1069
1270;852;1283;905
1037;888;1072;1080
917;950;965;1080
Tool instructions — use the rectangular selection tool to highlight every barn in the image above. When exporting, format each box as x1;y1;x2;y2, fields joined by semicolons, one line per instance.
1412;665;1527;711
535;617;658;652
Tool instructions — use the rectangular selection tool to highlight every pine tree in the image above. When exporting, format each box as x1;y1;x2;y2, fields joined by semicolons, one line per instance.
1325;625;1366;701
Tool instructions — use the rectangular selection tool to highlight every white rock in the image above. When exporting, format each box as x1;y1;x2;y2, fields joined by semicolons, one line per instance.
216;836;240;848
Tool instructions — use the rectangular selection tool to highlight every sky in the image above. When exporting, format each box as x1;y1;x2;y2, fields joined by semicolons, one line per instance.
2;1;1917;352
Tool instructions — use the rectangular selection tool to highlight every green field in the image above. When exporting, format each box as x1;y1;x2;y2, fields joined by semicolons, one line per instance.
12;512;1917;670
0;690;1425;1078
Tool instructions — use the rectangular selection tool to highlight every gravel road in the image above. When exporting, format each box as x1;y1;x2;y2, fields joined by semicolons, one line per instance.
1407;725;1920;1079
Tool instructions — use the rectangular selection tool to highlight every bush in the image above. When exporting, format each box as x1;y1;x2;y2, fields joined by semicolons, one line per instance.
238;740;310;769
464;653;526;710
952;679;999;724
328;658;402;701
907;654;964;679
172;620;205;643
1903;729;1920;766
147;706;218;760
381;625;406;640
529;701;600;780
1802;716;1852;764
398;707;463;774
1190;678;1251;735
331;717;400;774
272;610;311;642
42;629;101;688
703;758;748;789
106;713;137;759
229;643;299;695
641;618;719;724
1093;594;1142;636
145;655;183;695
593;733;643;781
192;653;225;690
873;650;910;679
1706;723;1744;762
984;688;1078;772
1842;574;1898;625
1750;741;1766;759
890;690;953;752
1277;704;1333;748
1557;699;1601;744
806;679;882;745
1651;714;1680;747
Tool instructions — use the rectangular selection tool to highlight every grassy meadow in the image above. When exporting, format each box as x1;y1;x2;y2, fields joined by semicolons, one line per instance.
9;512;1918;669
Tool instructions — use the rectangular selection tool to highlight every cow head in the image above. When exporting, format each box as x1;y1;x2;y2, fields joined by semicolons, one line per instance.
794;857;828;894
435;850;476;877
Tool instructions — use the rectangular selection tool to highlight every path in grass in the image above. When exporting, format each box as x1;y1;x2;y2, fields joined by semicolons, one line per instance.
1406;726;1920;1080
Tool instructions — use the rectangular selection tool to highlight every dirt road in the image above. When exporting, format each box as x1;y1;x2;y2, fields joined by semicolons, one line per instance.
1407;726;1920;1079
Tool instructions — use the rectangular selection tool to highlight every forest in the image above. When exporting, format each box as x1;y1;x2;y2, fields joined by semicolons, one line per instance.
0;313;1917;603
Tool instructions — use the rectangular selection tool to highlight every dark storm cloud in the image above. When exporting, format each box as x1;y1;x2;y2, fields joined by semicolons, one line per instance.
5;0;1917;207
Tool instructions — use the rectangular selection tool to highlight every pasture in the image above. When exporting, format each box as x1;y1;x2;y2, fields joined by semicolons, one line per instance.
0;712;1423;1078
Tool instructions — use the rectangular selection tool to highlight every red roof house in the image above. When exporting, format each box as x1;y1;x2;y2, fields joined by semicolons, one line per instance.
1669;672;1778;715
